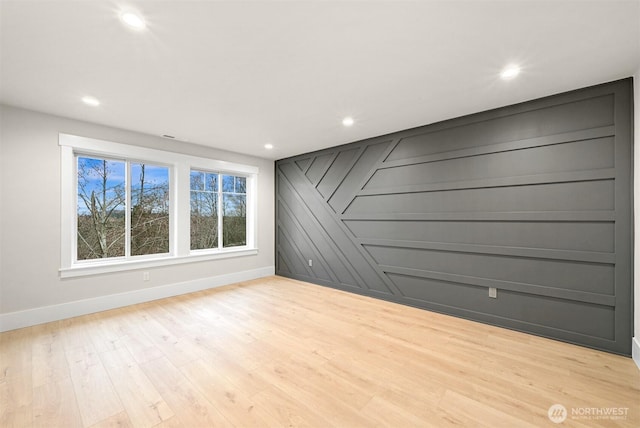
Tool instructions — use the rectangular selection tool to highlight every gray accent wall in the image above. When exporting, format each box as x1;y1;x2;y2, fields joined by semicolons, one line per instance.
275;78;633;355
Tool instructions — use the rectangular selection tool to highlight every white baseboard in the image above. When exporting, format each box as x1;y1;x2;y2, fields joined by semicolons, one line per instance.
633;337;640;371
0;266;275;332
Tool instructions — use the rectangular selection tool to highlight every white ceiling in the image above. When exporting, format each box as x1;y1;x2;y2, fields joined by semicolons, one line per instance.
1;1;639;160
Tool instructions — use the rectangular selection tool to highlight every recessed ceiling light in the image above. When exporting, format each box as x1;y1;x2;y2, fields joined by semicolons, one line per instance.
81;96;100;107
500;64;521;80
342;116;354;127
121;11;146;30
264;144;274;150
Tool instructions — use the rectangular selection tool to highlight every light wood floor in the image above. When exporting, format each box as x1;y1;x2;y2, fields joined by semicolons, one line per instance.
1;276;638;427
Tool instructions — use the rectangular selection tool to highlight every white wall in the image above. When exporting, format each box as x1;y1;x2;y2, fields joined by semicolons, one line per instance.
0;105;274;328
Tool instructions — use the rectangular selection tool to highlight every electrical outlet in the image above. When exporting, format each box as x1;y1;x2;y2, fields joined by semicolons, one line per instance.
143;271;150;281
308;259;313;267
489;287;497;298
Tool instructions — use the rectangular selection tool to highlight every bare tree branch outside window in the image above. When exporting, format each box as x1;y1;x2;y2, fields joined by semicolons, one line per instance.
77;157;125;259
76;156;169;260
190;171;246;250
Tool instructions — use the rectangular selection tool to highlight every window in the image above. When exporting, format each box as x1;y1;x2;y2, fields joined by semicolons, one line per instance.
222;174;247;247
60;134;258;277
76;157;170;261
190;171;247;250
190;170;219;250
77;157;126;260
130;163;170;256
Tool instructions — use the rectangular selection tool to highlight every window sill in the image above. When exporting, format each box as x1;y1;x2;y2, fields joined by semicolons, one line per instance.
59;248;258;278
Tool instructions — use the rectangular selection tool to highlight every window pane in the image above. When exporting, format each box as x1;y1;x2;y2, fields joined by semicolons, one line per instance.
223;177;246;248
190;171;204;191
191;169;218;250
222;174;235;192
236;176;246;193
205;173;218;191
77;156;126;260
131;163;170;256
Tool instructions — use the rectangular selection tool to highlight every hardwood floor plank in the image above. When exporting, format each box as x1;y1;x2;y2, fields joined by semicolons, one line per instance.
249;384;333;427
258;357;378;426
184;340;273;398
32;377;83;428
361;394;442;427
87;411;134;428
60;318;94;352
0;327;32;382
85;312;128;354
140;356;233;427
31;322;70;388
119;333;164;366
0;327;34;426
0;372;33;427
65;345;124;427
99;346;174;428
131;311;207;367
437;389;540;428
179;358;265;427
150;414;186;428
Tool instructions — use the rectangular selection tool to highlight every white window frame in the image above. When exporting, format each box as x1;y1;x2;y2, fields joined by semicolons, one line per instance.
189;169;249;253
60;134;258;278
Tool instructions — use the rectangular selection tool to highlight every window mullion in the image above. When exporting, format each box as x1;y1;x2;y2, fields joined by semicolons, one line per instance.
125;161;131;258
70;152;79;264
63;133;257;272
218;173;223;250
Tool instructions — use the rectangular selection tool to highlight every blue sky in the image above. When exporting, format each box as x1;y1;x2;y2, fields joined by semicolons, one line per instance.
131;164;170;190
77;157;169;214
77;158;246;216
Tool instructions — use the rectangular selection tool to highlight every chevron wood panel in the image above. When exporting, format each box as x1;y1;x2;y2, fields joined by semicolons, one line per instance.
275;78;633;355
